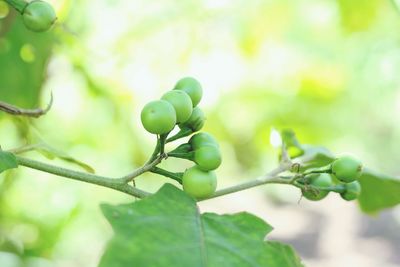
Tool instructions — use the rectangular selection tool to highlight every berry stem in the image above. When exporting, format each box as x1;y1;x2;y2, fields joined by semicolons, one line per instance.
159;133;168;155
5;0;28;13
150;167;183;183
166;128;192;143
167;151;194;160
201;162;292;200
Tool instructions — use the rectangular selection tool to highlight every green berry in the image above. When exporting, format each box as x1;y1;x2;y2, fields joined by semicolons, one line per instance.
182;165;217;199
161;90;193;123
189;132;219;150
179;107;205;132
340;181;361;201
194;145;222;171
22;1;57;32
140;100;176;134
302;174;333;201
174;77;203;107
332;156;362;183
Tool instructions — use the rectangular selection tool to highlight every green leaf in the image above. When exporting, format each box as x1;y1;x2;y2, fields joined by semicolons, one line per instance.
294;145;335;172
34;143;95;173
280;129;304;158
13;142;95;173
0;151;18;173
357;169;400;214
0;13;55;109
100;184;305;267
264;241;305;267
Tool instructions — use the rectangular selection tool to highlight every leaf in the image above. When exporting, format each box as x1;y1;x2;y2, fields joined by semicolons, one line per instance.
0;151;18;173
291;145;335;174
100;184;305;267
280;129;304;158
357;169;400;214
12;142;95;173
34;143;95;174
0;12;55;109
264;241;305;267
337;0;382;33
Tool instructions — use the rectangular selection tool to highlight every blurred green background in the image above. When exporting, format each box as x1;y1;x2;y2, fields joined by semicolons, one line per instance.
1;0;400;266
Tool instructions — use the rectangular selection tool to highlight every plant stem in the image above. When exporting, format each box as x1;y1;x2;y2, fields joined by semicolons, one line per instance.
202;163;291;200
119;155;164;183
0;93;53;118
14;153;302;201
8;143;43;154
151;167;183;183
167;151;194;160
145;138;161;164
16;156;151;198
159;134;167;154
5;0;27;13
166;128;192;143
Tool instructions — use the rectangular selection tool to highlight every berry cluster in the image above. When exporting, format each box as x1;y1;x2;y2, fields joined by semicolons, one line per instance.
140;77;222;199
301;156;363;201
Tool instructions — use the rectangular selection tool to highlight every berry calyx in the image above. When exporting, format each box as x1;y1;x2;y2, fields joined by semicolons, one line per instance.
179;107;205;132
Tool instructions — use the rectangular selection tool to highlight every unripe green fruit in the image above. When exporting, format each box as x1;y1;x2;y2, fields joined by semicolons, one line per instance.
179;107;205;132
161;90;193;123
332;156;362;183
189;132;219;150
141;100;176;134
22;1;57;32
182;165;217;199
194;145;222;171
340;181;361;201
302;173;333;201
174;77;203;107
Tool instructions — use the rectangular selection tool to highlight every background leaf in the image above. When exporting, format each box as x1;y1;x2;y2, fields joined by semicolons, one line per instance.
264;241;304;267
33;142;95;173
0;151;18;173
357;169;400;214
100;184;304;267
0;11;54;109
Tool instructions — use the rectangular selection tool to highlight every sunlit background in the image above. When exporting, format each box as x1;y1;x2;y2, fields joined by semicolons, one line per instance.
1;0;400;266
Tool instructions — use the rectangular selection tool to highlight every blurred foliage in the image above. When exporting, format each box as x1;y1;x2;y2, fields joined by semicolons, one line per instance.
0;0;400;266
0;10;54;108
358;169;400;213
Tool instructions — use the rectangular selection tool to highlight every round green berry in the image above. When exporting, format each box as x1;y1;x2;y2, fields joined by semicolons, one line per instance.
140;100;176;134
22;1;57;32
332;156;362;183
340;181;361;201
161;90;193;123
194;145;222;171
179;107;205;132
174;77;203;107
182;165;217;199
189;132;219;150
302;174;333;201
